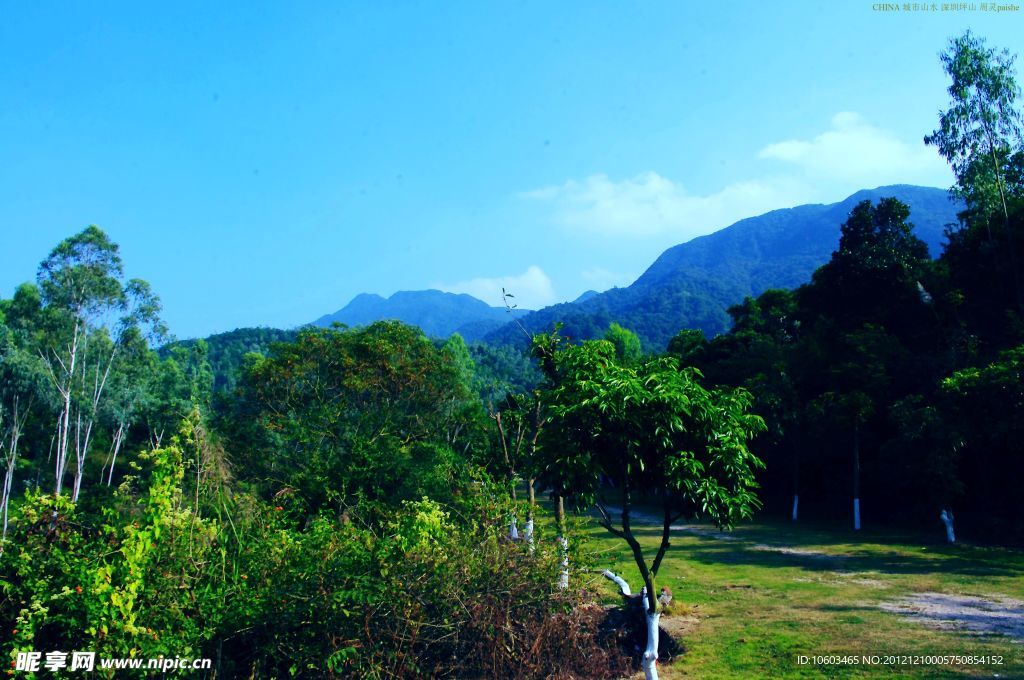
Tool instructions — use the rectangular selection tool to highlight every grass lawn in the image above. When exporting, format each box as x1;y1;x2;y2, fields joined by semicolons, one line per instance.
577;515;1024;678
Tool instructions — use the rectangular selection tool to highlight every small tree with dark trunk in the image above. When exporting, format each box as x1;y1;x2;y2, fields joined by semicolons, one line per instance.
533;335;764;680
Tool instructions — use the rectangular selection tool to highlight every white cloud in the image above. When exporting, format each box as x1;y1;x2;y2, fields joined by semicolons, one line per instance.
437;265;556;310
757;112;951;187
580;267;632;291
521;113;953;243
521;171;809;240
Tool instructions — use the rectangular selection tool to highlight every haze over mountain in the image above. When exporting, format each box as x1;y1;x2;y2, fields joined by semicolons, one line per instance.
313;289;531;342
483;185;961;350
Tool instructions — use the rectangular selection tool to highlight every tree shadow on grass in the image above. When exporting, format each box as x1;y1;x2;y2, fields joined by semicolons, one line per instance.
615;525;1024;579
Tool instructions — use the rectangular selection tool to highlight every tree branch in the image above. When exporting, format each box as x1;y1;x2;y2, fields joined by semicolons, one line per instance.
595;501;625;538
602;570;633;597
650;496;674;578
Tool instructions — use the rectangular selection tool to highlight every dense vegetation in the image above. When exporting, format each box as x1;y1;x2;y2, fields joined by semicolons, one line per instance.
1;30;1022;679
0;258;627;676
163;327;298;392
674;32;1024;543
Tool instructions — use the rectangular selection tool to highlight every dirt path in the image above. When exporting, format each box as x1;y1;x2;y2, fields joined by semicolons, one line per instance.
880;593;1024;643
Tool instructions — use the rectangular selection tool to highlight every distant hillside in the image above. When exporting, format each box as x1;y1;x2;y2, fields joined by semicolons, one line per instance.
484;185;961;350
164;326;297;392
313;289;531;341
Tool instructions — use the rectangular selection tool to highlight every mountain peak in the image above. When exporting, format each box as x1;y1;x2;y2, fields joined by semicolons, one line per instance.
313;289;530;341
573;290;600;304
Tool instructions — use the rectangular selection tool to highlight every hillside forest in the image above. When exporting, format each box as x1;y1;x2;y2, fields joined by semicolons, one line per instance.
1;30;1023;679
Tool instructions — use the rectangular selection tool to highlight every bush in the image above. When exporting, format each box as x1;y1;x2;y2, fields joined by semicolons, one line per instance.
212;496;628;678
2;415;625;678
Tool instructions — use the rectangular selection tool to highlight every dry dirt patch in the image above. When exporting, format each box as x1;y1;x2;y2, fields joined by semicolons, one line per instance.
879;592;1024;642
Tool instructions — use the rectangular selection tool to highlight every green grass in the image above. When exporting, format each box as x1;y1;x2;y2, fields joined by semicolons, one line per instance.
577;516;1024;679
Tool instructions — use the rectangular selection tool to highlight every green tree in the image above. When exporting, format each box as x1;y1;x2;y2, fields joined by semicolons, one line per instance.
926;30;1024;307
534;335;763;680
467;340;541;405
34;226;165;500
486;391;542;542
804;198;931;332
699;290;802;520
665;329;706;365
728;289;799;343
941;345;1024;541
0;319;50;548
230;322;484;512
603;322;642;365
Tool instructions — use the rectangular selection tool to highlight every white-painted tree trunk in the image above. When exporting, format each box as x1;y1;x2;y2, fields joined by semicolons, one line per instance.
524;518;534;553
602;570;632;596
853;498;861;531
940;509;956;544
557;536;569;589
602;572;660;679
791;494;799;521
509;515;519;540
642;608;661;680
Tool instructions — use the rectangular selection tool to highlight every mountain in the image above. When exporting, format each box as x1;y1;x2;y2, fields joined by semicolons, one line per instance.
313;289;531;341
484;185;962;350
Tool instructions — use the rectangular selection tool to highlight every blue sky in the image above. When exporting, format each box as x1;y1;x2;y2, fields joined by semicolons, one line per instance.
1;2;1021;338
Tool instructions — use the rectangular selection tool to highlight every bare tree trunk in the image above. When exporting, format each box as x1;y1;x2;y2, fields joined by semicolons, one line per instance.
792;433;800;521
524;478;536;552
596;483;676;680
554;493;565;535
62;321;81;495
554;493;568;588
104;421;127;486
55;391;71;495
1;459;13;549
49;320;81;496
940;508;956;544
72;349;116;503
72;410;83;501
852;423;861;531
617;482;663;680
1;398;27;551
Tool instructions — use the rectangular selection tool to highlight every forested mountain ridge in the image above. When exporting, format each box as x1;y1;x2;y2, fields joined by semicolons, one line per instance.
171;187;958;390
163;326;298;392
484;185;961;350
313;289;532;341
